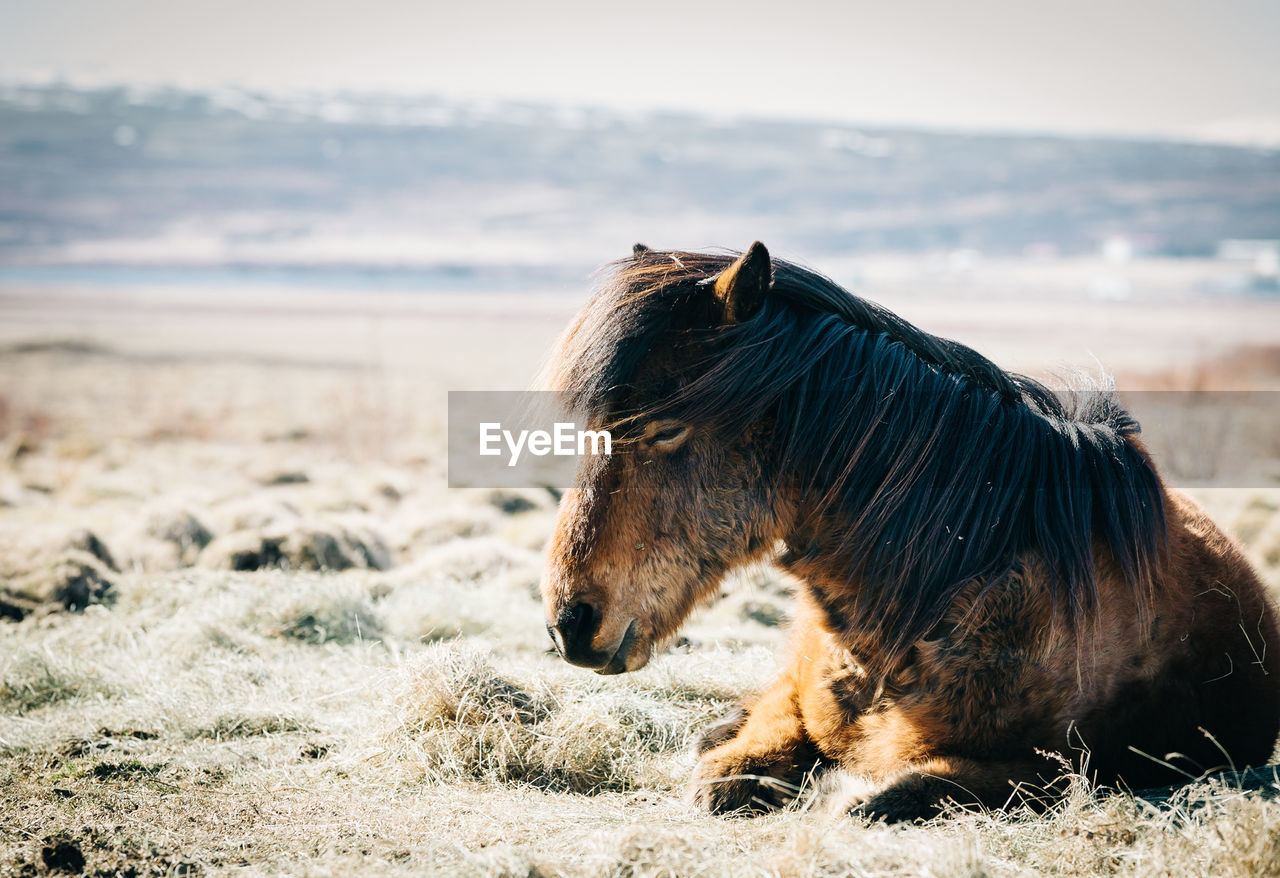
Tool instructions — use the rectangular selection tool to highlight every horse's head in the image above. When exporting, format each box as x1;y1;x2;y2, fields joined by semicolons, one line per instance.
540;243;791;673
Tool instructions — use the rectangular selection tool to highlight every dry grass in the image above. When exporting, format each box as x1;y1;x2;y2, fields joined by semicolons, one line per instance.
4;289;1280;876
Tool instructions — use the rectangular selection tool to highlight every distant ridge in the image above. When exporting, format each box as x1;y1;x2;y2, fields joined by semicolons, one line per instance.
1;82;1278;274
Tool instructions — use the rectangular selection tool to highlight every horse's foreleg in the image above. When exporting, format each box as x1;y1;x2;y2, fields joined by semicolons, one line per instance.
840;755;1064;823
690;672;822;814
692;704;748;755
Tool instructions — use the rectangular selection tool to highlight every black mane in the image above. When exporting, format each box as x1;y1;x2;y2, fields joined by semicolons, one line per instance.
552;248;1167;652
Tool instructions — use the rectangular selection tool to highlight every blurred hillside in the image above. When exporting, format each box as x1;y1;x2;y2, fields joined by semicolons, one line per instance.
2;82;1279;292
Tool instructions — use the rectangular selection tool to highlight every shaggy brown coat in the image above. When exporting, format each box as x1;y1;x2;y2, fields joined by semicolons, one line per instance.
541;243;1280;821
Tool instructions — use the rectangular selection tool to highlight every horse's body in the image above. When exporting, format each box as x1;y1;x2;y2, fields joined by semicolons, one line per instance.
540;243;1280;820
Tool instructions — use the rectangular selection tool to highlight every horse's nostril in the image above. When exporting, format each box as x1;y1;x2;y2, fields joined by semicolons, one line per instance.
554;601;601;662
564;601;596;639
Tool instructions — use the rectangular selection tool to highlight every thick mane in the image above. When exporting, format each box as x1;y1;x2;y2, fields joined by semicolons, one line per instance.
551;248;1167;653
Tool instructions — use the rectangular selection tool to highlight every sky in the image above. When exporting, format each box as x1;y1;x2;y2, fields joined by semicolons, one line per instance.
1;0;1279;137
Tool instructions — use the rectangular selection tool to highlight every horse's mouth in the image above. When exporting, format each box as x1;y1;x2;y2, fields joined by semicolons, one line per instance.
547;615;645;674
596;619;641;676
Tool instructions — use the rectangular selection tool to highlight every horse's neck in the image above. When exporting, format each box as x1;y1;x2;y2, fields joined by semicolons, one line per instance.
779;529;886;646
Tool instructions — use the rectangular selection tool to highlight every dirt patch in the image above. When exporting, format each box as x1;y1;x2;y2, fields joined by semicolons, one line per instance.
61;728;159;758
64;529;117;572
40;834;85;874
484;489;549;515
146;509;214;565
47;556;114;612
1;551;114;621
89;760;164;782
200;523;390;573
11;828;201;878
298;741;330;760
0;528;119;620
259;469;310;486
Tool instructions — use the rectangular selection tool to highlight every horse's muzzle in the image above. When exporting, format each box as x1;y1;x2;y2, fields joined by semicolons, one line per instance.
548;603;638;674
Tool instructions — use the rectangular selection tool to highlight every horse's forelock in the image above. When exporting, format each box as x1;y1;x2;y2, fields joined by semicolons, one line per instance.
545;250;735;424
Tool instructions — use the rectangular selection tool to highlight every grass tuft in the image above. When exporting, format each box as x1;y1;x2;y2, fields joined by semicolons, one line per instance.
251;577;383;645
382;644;709;794
0;647;117;714
194;712;314;740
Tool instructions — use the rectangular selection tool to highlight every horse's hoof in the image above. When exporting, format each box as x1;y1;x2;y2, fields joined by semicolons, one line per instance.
690;754;793;815
847;783;944;824
692;774;786;815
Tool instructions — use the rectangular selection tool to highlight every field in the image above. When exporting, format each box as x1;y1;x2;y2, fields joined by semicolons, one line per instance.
3;277;1280;877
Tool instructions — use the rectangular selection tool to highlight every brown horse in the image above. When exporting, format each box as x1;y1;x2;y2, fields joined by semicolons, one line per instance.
540;242;1280;821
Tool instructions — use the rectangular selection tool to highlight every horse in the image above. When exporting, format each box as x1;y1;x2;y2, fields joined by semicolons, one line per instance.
539;241;1280;821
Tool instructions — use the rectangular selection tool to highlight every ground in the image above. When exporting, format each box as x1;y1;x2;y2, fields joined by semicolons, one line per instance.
3;278;1280;877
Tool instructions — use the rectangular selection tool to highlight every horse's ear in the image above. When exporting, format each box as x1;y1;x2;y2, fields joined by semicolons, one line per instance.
632;243;650;257
712;241;771;323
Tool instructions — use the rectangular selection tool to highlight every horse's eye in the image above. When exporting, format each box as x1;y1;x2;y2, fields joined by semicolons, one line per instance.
642;420;691;451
